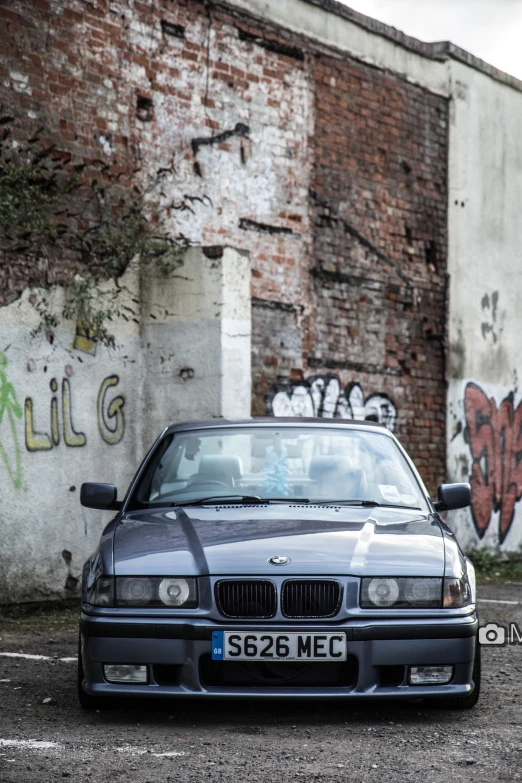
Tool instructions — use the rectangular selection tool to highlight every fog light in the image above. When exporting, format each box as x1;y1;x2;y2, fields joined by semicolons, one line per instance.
409;665;453;685
103;664;148;684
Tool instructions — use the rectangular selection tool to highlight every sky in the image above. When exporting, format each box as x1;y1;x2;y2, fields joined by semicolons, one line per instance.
338;0;522;80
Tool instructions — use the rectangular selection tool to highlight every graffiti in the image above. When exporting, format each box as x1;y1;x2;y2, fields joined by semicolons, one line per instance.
270;376;397;431
50;378;59;446
464;382;522;544
0;351;23;489
25;378;86;451
480;290;501;344
62;378;87;447
25;375;125;452
97;375;125;445
73;331;96;355
25;398;52;451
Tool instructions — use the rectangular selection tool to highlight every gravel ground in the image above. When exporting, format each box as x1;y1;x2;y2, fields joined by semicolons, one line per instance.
0;584;521;783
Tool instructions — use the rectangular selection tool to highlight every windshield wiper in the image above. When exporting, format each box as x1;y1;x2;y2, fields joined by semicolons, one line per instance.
315;499;381;506
264;497;310;503
172;495;420;510
172;495;311;507
172;495;263;507
318;500;421;510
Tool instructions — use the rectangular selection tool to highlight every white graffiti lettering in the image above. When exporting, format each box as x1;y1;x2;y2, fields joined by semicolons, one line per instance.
270;376;397;431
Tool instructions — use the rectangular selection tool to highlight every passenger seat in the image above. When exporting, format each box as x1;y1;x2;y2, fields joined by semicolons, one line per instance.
309;456;367;499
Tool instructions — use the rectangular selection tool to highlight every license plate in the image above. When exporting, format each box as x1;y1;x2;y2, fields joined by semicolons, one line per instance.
211;631;346;661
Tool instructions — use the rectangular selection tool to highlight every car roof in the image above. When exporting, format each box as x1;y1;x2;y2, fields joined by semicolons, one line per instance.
164;417;389;435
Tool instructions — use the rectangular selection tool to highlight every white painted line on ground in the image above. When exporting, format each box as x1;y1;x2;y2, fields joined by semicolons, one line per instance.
0;652;77;662
0;739;62;751
0;652;51;661
116;745;185;757
477;598;520;605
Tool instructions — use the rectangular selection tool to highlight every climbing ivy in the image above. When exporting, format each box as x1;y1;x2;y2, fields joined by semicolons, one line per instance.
0;122;186;345
0;162;59;251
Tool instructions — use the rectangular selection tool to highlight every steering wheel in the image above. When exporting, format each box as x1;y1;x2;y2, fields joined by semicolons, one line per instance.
154;479;234;500
185;479;233;490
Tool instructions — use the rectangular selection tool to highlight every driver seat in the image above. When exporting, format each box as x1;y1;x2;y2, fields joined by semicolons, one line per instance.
189;455;243;487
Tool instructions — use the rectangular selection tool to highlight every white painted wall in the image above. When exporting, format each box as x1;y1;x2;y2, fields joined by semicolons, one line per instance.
446;60;522;551
0;248;250;603
0;271;140;604
228;0;451;97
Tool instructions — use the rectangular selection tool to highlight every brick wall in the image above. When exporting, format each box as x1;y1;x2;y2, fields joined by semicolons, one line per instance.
0;0;313;303
0;0;448;492
309;56;449;491
251;37;449;492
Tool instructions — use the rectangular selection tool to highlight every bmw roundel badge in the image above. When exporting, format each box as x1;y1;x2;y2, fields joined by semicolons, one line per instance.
269;555;291;566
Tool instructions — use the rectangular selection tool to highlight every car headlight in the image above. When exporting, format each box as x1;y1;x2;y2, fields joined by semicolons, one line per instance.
118;577;155;606
87;575;114;607
366;577;400;607
360;577;442;608
158;578;192;607
443;576;472;608
115;577;198;608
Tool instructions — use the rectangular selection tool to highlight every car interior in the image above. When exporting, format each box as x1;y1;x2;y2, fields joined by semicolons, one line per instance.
136;428;423;508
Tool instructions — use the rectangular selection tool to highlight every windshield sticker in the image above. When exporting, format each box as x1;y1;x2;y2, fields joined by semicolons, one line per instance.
378;484;401;503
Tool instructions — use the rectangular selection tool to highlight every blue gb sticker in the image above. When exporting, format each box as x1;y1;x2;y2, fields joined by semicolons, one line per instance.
212;631;224;660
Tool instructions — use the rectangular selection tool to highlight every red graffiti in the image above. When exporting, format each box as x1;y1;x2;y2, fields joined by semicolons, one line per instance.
464;383;522;544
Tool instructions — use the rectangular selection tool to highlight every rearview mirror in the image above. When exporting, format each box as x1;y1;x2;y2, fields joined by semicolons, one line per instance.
434;483;471;512
80;482;121;510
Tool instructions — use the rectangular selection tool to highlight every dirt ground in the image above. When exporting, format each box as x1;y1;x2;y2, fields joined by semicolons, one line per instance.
1;584;521;783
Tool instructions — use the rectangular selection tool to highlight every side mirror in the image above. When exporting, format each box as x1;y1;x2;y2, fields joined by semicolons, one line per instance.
434;483;471;512
80;482;121;510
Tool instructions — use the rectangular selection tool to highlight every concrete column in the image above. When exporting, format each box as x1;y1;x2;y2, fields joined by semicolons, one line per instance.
139;245;251;451
220;247;252;419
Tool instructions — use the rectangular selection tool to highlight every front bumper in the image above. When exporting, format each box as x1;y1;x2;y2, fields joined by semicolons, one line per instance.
80;611;478;700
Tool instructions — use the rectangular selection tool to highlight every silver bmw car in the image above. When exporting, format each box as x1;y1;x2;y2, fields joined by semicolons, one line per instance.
79;419;479;708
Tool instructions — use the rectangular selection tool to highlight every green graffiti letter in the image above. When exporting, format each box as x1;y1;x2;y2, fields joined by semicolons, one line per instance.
0;352;23;488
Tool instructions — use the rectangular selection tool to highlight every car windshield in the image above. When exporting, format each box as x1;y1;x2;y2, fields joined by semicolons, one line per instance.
128;426;428;511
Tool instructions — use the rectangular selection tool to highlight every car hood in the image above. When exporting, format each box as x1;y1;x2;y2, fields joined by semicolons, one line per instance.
113;505;445;576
